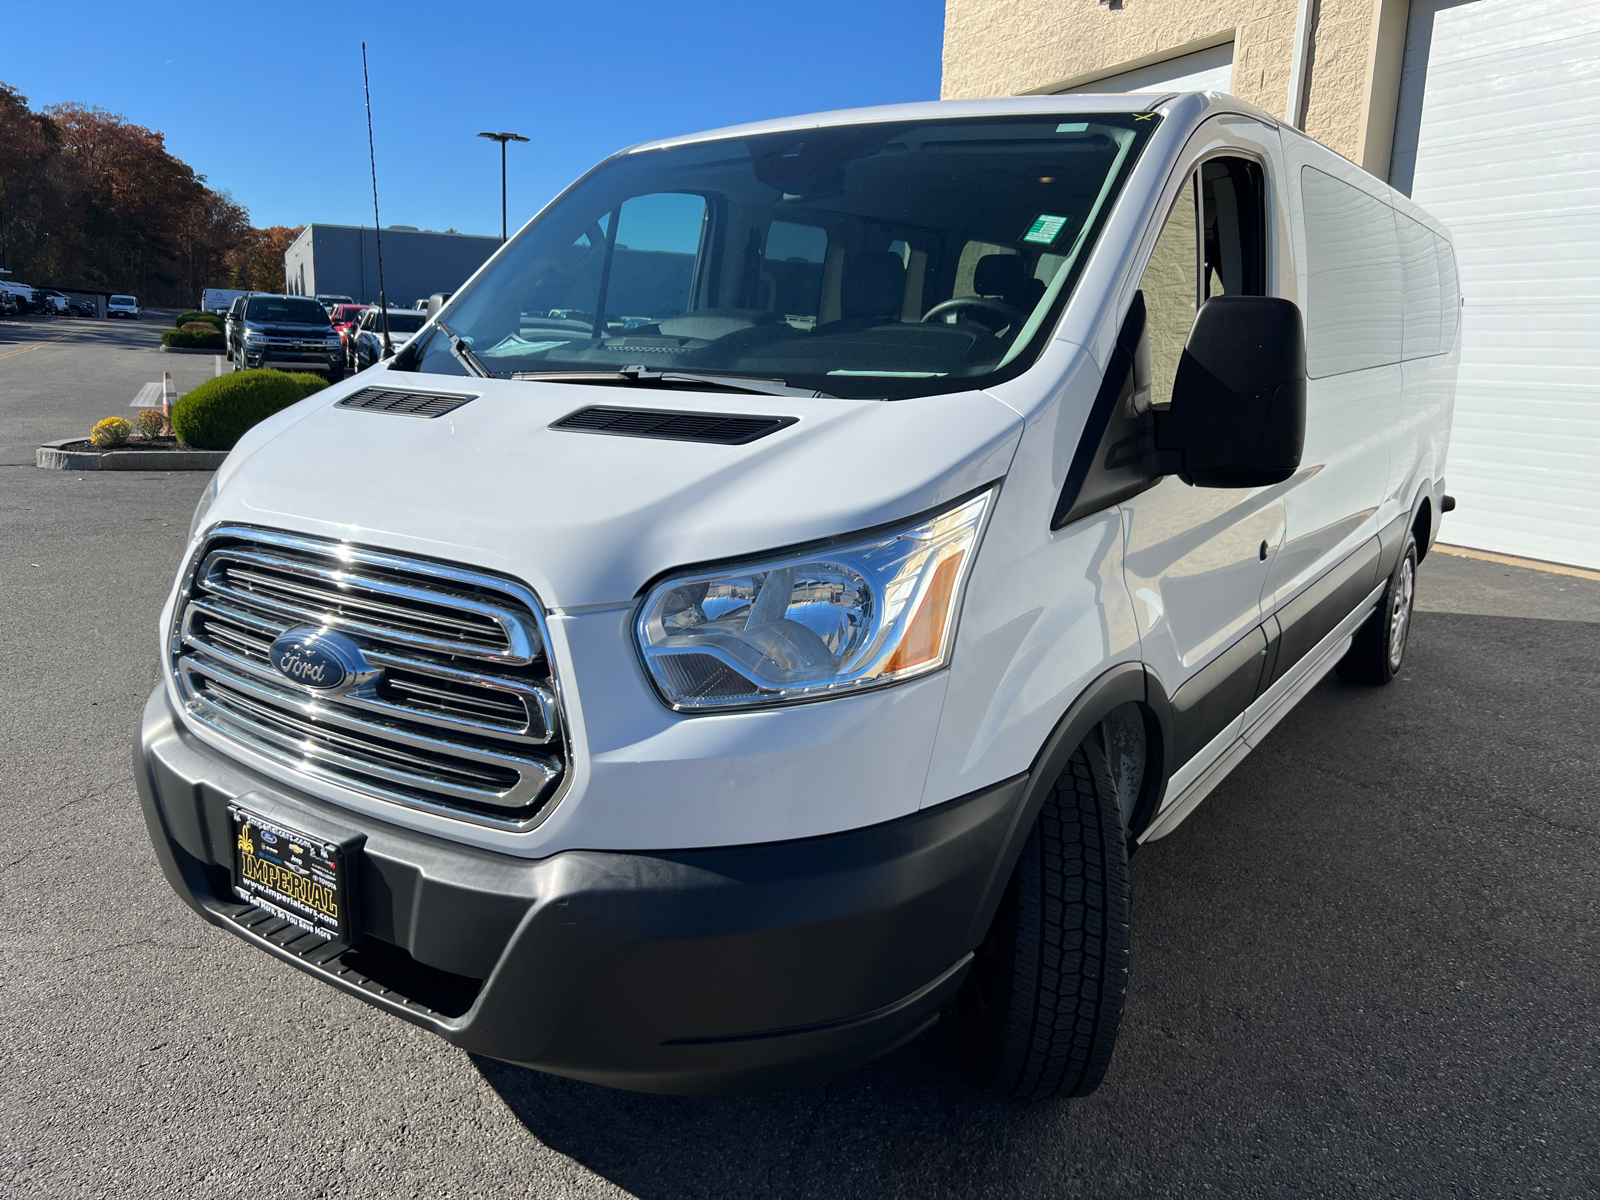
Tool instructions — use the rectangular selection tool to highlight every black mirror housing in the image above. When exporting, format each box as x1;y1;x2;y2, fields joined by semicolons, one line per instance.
1157;296;1306;488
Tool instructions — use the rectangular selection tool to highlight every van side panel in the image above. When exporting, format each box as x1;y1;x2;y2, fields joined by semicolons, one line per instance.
1261;141;1401;615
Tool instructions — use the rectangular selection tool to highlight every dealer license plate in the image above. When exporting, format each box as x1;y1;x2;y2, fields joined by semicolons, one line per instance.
229;806;353;946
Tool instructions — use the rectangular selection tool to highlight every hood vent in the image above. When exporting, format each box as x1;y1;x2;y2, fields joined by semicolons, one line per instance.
337;387;477;419
550;405;796;445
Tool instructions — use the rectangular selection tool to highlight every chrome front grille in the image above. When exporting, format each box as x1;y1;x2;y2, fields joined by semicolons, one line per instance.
170;527;568;827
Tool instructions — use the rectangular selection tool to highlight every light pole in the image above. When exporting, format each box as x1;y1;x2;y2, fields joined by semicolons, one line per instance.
477;131;529;242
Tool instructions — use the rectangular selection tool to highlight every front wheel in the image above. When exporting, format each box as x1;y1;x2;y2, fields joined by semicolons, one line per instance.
1338;529;1417;685
951;738;1131;1098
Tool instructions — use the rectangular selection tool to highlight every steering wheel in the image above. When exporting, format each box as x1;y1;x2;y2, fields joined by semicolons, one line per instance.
920;295;1028;331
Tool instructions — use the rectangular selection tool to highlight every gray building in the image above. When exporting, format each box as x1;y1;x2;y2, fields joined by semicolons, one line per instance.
283;225;500;307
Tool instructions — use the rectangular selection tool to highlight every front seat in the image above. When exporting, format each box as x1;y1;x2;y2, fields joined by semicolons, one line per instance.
972;254;1045;313
837;251;907;324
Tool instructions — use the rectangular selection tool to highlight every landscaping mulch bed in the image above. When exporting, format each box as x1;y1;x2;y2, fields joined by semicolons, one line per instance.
36;437;227;471
55;436;184;453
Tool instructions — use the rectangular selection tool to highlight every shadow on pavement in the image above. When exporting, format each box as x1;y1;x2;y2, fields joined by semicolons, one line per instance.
476;608;1600;1199
473;1028;1073;1200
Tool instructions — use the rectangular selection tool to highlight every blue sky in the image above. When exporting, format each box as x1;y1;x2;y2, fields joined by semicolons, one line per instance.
0;2;945;236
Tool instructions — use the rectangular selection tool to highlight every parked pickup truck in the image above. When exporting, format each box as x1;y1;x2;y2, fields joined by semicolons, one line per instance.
139;92;1459;1100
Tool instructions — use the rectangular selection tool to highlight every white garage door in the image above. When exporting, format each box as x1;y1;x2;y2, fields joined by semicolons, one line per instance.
1391;0;1600;568
1063;41;1234;95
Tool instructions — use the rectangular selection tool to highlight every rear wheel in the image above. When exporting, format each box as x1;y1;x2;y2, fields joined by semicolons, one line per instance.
952;738;1130;1097
1337;530;1417;685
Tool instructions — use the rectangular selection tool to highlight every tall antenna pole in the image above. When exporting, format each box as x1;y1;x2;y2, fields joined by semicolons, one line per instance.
361;42;393;359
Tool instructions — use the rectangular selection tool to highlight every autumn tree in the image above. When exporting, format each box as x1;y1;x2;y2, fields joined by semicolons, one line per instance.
229;225;304;293
0;82;284;305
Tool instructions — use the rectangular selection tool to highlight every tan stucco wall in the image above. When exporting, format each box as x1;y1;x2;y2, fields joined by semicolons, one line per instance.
941;0;1406;176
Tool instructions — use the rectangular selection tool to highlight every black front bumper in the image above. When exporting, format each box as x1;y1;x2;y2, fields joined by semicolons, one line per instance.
136;688;1027;1094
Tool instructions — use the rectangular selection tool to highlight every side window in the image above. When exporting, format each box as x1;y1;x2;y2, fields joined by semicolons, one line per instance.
1138;175;1199;411
1398;212;1442;360
1139;156;1266;408
605;192;708;329
1436;236;1459;350
765;220;828;330
1201;159;1265;299
1300;166;1403;376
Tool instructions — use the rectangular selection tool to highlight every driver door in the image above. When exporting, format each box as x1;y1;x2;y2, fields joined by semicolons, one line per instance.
1119;134;1287;778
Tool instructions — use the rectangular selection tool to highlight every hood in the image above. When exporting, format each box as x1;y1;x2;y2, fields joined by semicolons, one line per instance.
246;321;337;336
208;372;1023;608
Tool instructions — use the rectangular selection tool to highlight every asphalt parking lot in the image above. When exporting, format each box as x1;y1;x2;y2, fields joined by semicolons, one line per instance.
2;314;1597;1199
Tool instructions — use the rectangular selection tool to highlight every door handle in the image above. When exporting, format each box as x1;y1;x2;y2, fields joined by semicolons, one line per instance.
1259;540;1269;561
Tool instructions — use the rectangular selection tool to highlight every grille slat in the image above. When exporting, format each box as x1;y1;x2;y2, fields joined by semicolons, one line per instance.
337;387;477;418
172;526;568;827
200;546;537;663
550;405;797;445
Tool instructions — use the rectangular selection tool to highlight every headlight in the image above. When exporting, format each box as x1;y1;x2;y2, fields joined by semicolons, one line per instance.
636;489;993;711
326;336;343;347
244;329;266;343
188;474;219;542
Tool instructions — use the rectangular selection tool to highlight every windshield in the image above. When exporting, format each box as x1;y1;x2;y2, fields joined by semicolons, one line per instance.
410;114;1156;399
247;296;332;325
112;296;137;305
367;312;427;334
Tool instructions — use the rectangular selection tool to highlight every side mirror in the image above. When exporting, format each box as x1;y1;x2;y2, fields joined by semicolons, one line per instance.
1156;296;1306;488
426;292;451;319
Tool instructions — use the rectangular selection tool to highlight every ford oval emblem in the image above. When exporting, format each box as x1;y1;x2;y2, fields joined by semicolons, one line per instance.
268;627;376;694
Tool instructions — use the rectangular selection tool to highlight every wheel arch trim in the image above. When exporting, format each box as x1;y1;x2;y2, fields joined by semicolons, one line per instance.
959;660;1170;949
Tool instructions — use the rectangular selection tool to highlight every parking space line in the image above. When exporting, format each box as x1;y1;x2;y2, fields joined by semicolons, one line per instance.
0;326;95;361
1434;543;1600;582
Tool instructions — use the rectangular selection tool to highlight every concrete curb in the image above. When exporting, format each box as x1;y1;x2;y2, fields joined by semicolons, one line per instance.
159;344;223;355
35;438;226;472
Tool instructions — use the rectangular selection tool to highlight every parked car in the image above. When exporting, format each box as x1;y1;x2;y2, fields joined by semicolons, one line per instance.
233;293;346;381
107;295;140;319
224;294;251;360
3;281;41;313
315;293;356;314
140;93;1460;1100
64;295;96;318
348;307;428;370
0;289;20;317
36;288;70;316
327;303;369;363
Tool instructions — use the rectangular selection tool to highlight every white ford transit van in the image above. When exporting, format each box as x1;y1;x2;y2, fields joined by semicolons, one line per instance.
138;92;1459;1097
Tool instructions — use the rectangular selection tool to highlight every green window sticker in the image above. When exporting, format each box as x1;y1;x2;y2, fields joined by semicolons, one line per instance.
1022;214;1070;245
1056;122;1088;133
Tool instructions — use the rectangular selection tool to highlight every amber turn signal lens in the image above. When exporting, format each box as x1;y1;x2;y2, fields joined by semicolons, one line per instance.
882;549;965;675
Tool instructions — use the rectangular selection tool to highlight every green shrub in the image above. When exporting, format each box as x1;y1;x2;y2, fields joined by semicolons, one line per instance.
175;310;223;329
162;329;195;348
191;328;224;349
170;369;329;450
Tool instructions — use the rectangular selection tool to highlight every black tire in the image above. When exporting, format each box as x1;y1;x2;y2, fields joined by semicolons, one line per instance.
952;738;1131;1098
1337;529;1417;685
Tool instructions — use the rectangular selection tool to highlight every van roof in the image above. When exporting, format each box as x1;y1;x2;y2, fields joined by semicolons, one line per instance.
625;92;1275;155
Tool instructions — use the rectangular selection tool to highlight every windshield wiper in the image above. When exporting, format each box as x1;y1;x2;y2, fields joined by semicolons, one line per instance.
434;320;489;378
511;365;833;400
